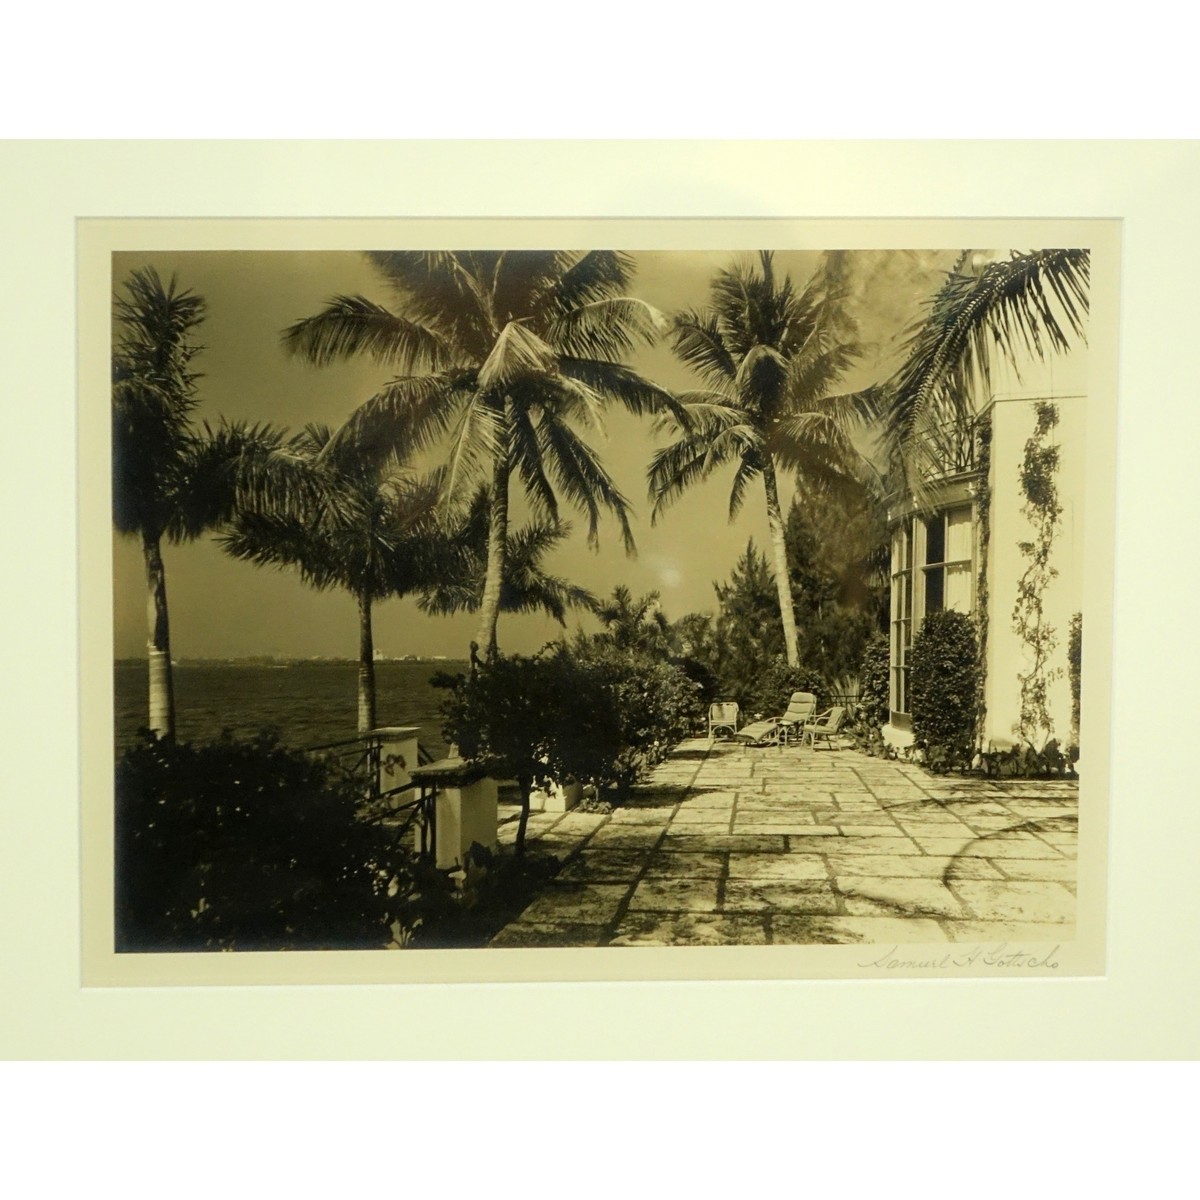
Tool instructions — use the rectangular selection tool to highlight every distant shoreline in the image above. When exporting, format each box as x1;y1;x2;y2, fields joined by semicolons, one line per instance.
114;657;470;667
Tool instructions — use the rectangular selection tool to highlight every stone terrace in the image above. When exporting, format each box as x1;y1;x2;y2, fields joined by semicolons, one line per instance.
489;738;1078;947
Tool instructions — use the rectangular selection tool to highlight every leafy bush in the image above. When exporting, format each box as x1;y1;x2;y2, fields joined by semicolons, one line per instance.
908;611;980;773
1068;611;1082;758
115;731;440;951
440;643;702;840
562;638;703;799
841;632;893;756
856;632;891;730
737;656;826;721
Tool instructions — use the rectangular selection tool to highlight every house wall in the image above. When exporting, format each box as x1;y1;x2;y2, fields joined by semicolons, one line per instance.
982;391;1086;750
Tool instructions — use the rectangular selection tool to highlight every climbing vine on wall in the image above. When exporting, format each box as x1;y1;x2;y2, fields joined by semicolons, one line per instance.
1012;402;1063;746
1068;611;1082;753
974;413;992;740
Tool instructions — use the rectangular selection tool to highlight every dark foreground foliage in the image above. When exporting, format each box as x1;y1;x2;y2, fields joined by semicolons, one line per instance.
115;731;445;951
116;731;572;951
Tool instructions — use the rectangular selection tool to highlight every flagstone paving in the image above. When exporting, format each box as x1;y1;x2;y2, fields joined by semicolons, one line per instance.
488;738;1078;948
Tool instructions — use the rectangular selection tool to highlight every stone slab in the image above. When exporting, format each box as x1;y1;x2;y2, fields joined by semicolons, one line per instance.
825;854;1004;881
627;878;721;913
771;915;950;945
940;921;1076;945
488;922;609;948
610;912;769;947
912;836;1064;859
722;880;840;914
950;880;1076;924
642;851;727;879
836;877;969;919
725;853;829;881
556;849;652;882
515;882;630;925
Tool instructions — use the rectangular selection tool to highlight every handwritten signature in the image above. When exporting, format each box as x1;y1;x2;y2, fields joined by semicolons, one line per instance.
858;943;1061;970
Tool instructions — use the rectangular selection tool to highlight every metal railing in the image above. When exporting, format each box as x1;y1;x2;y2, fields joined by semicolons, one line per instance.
304;730;438;861
914;411;981;481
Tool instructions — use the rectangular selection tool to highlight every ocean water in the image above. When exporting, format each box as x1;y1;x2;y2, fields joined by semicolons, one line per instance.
113;659;469;759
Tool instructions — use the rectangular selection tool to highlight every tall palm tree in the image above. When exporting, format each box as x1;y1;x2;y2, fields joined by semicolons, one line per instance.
113;267;302;739
882;249;1090;491
282;251;678;659
219;423;449;733
649;251;879;667
415;486;597;627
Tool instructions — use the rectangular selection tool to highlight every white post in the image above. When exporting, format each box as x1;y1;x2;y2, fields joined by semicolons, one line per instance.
368;725;420;805
410;758;499;869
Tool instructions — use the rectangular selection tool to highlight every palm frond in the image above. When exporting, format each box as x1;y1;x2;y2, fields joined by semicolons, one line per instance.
440;393;504;512
542;297;667;359
558;357;686;421
507;400;560;524
281;294;450;371
364;251;497;360
884;248;1090;467
476;321;558;392
648;422;752;522
539;250;637;317
671;309;737;386
328;370;475;472
727;455;762;520
537;413;635;553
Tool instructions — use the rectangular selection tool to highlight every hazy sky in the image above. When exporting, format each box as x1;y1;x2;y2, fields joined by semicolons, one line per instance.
111;248;960;660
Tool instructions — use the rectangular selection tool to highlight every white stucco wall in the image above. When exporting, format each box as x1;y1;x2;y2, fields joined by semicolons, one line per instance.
982;391;1086;749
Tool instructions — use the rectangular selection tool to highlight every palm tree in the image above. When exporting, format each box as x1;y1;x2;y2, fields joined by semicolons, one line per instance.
219;423;449;733
649;251;878;667
882;249;1090;490
282;251;678;659
112;267;301;739
593;584;670;654
415;486;597;628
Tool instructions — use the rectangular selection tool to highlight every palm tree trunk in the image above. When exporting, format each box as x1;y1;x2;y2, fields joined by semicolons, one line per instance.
357;591;377;734
761;457;801;668
474;440;510;660
142;532;175;740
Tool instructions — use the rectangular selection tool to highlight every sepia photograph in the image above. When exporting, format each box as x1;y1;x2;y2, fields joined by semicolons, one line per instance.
80;217;1118;984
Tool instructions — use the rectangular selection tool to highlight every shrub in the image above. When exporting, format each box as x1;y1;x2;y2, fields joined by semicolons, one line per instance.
115;731;436;951
908;611;980;773
561;639;702;799
856;632;891;729
439;651;571;855
1068;611;1082;756
737;656;826;721
440;643;702;836
842;632;893;756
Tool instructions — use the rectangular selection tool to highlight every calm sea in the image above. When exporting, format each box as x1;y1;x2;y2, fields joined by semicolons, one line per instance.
113;659;468;759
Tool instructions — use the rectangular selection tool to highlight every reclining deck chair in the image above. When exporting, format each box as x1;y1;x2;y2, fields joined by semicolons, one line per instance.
804;706;847;750
733;692;817;748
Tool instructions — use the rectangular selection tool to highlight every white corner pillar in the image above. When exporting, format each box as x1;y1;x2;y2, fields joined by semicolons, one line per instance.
410;758;499;870
367;725;421;803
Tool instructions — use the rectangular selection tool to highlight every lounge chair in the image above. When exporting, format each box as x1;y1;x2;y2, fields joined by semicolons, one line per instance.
804;706;847;750
734;692;817;748
707;701;741;741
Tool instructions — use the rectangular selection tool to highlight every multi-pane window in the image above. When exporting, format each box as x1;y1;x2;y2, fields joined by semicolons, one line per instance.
889;503;975;718
923;507;973;615
890;525;913;716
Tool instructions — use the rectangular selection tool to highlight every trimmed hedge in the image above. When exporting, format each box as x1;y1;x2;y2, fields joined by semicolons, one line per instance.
908;610;980;773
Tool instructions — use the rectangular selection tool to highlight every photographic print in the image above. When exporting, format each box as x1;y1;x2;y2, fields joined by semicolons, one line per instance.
80;217;1118;985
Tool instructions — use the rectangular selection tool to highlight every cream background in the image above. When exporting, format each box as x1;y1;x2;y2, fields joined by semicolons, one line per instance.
3;140;1197;1057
